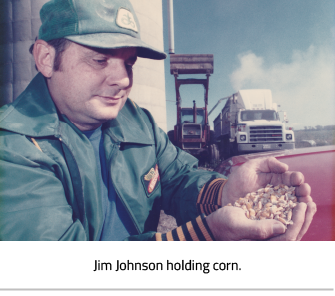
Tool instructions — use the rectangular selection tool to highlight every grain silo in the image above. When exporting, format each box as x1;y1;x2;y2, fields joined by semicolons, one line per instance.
0;0;167;131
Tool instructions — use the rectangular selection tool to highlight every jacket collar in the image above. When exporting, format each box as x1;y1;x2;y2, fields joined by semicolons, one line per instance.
103;100;154;145
0;73;59;137
0;73;154;145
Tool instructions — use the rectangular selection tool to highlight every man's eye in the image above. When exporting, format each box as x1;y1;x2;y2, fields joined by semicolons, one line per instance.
94;59;107;64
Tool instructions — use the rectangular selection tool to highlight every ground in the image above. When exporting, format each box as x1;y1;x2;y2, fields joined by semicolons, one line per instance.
294;129;335;147
157;210;177;233
157;167;213;233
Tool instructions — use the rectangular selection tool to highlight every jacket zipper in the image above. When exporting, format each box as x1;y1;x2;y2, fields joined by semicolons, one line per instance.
107;142;141;235
58;136;89;237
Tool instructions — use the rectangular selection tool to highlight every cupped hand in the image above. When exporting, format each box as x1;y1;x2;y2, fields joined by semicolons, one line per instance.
269;201;316;241
206;206;287;240
215;157;316;241
221;157;313;206
206;202;316;241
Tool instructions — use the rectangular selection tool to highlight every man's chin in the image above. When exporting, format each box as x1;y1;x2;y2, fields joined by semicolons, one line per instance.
92;112;121;123
93;106;123;119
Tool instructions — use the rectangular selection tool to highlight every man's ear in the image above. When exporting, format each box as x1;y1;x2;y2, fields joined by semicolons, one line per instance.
33;39;55;78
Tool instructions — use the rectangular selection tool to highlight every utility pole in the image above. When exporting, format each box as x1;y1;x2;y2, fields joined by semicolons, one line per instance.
167;0;175;54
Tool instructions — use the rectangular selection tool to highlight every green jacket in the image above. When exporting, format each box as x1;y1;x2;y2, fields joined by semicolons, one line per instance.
0;73;225;241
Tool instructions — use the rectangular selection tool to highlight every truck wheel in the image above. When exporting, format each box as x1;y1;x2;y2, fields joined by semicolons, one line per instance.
209;144;214;165
230;140;238;156
222;137;230;159
209;144;219;165
210;130;216;144
167;130;176;146
214;144;220;162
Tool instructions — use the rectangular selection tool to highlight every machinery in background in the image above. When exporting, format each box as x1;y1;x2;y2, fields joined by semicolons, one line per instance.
167;54;219;164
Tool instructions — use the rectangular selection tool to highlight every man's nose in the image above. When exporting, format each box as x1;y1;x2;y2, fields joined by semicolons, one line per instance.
105;59;132;89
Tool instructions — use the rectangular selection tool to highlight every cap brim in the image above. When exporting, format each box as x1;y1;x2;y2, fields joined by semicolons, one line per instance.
65;33;166;60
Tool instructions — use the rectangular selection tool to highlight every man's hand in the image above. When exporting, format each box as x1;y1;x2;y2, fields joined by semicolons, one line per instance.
206;206;287;240
207;157;316;241
206;201;316;241
269;201;316;241
221;157;312;206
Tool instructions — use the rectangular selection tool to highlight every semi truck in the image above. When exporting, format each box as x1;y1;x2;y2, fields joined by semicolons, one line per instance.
213;89;295;159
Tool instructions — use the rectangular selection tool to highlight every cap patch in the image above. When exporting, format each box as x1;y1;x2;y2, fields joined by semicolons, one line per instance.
116;8;138;32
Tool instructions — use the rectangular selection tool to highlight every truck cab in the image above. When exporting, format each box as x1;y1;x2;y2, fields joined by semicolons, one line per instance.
235;108;295;154
214;89;295;159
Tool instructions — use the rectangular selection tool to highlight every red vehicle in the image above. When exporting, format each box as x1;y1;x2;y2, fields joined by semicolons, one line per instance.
214;145;335;241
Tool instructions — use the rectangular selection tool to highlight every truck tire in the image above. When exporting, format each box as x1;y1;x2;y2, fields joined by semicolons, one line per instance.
210;130;216;144
230;140;238;156
209;144;219;165
209;144;214;164
167;130;176;146
214;144;220;162
221;136;230;160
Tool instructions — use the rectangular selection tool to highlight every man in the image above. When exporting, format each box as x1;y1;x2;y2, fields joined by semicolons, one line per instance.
0;0;315;241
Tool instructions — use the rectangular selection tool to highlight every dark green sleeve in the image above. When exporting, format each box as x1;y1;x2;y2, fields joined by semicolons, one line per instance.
0;133;87;241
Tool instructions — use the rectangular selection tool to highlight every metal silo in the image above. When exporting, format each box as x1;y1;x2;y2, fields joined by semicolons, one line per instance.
0;0;167;131
0;0;45;106
129;0;167;131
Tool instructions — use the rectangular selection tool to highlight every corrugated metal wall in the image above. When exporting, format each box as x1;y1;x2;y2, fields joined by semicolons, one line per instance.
0;0;47;106
0;0;167;131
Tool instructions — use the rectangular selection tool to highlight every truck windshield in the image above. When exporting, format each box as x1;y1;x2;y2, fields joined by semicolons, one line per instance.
181;109;205;125
241;110;278;121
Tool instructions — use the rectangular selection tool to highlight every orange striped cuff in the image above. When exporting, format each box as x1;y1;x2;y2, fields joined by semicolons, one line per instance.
154;214;215;241
196;178;227;215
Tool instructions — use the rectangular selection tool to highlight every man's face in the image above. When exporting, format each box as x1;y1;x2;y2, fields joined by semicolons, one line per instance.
47;42;137;131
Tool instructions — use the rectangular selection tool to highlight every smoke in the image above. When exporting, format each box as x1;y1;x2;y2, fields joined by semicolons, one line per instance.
230;45;335;129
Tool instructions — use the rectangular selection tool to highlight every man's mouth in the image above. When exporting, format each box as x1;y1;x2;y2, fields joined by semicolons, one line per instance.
98;95;123;101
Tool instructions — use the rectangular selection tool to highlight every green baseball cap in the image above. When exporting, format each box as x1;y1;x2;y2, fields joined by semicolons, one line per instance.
38;0;167;60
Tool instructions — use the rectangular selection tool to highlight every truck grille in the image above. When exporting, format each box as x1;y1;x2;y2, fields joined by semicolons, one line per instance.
249;126;283;142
